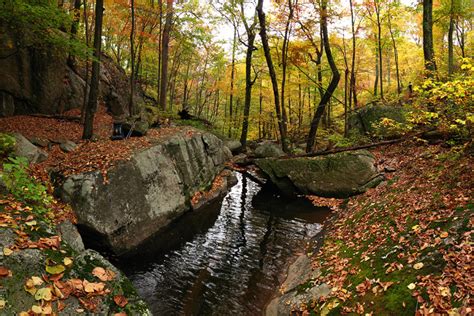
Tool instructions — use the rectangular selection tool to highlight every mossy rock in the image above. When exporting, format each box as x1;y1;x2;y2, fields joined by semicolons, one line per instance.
349;104;407;136
256;150;384;198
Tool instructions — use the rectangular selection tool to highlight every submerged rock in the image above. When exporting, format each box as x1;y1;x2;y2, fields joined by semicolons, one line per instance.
256;150;383;198
56;130;232;254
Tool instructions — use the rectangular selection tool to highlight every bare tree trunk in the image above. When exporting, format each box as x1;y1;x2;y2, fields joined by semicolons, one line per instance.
159;0;173;110
257;0;289;153
388;4;402;94
83;0;104;139
448;0;455;75
375;1;383;98
306;0;340;153
280;0;294;145
228;27;237;138
129;0;135;116
349;0;358;109
423;0;437;73
81;0;90;123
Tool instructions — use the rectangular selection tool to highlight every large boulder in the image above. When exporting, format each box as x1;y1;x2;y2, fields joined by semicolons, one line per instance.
255;142;285;158
349;104;407;136
256;150;383;198
56;130;232;254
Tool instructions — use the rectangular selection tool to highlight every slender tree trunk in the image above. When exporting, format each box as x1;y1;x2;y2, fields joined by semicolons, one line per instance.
239;6;257;151
374;48;379;97
280;0;294;145
81;0;90;123
259;77;263;139
159;0;173;110
129;0;135;116
156;0;163;102
228;27;237;138
67;0;82;68
388;5;402;94
83;0;104;139
375;1;383;98
448;0;455;76
306;0;340;153
423;0;437;73
257;0;289;153
349;0;358;109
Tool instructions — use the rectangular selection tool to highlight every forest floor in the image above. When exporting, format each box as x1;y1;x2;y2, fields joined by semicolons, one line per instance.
0;108;195;183
304;140;473;315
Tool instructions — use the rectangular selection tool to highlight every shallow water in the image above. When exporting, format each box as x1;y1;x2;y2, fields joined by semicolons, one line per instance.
115;172;330;316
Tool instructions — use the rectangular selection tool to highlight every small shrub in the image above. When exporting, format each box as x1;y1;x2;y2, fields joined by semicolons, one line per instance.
2;157;51;213
0;133;16;158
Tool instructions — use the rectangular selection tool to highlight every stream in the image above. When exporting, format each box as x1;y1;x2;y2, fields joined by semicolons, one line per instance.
114;172;331;315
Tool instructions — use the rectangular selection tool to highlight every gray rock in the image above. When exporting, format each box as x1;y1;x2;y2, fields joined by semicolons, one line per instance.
13;133;48;163
57;220;85;253
256;150;384;198
255;142;285;158
59;140;78;153
123;120;149;137
224;140;242;154
265;254;330;316
28;136;50;148
349;104;407;137
57;130;232;254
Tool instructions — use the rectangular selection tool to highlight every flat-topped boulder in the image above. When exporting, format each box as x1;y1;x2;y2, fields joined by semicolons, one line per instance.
56;130;232;254
256;150;383;198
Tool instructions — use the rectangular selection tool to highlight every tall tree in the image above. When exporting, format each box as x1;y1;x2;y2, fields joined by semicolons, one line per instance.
83;0;104;139
129;0;136;115
422;0;437;73
238;2;258;151
306;0;340;153
159;0;173;110
257;0;289;153
349;0;358;109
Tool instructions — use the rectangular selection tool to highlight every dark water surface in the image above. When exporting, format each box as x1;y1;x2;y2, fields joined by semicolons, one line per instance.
115;173;330;316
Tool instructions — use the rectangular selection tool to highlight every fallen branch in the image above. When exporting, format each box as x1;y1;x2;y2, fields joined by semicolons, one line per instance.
296;129;435;158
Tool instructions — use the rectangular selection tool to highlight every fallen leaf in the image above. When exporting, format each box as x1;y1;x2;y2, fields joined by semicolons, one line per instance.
113;295;128;308
34;287;52;301
440;231;449;238
407;283;416;290
413;262;424;270
25;220;37;226
92;266;116;281
63;257;73;267
3;247;13;256
31;276;44;286
0;266;10;277
31;305;43;314
46;264;65;275
0;299;5;309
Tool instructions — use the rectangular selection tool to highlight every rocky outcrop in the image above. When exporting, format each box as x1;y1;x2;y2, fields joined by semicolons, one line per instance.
265;255;330;316
0;24;140;118
256;150;383;198
56;130;232;254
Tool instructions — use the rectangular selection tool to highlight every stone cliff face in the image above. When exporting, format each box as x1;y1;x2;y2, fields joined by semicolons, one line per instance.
57;130;232;254
0;24;139;118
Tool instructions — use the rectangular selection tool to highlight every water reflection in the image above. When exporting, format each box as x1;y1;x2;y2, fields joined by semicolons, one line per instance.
115;172;330;316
